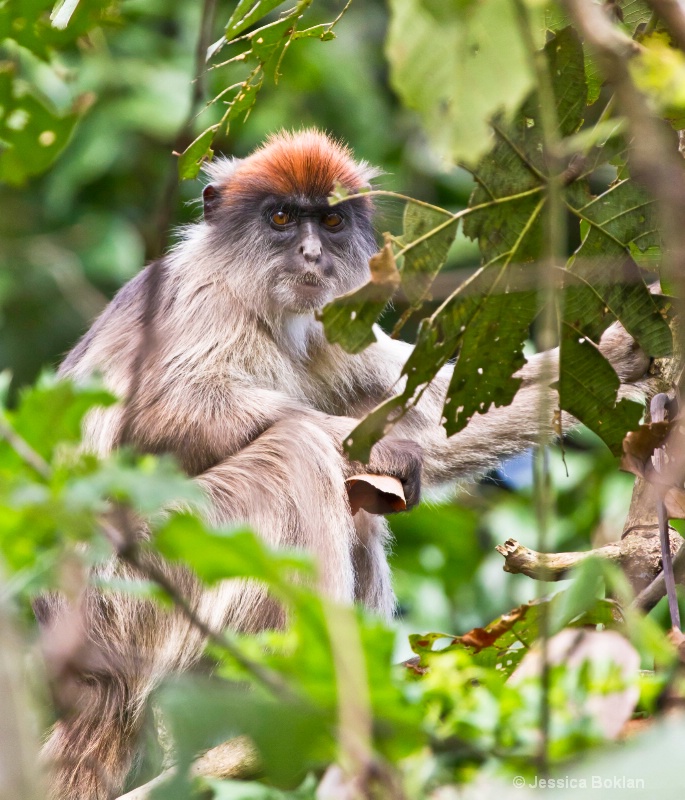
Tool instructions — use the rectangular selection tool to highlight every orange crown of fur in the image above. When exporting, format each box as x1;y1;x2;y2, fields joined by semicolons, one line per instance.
207;130;378;202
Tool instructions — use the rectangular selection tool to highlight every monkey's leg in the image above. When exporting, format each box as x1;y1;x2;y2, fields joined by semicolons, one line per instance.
44;416;362;799
41;574;207;800
351;512;395;619
195;414;361;631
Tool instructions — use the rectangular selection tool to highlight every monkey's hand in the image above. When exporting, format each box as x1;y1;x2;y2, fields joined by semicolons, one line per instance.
598;320;651;385
364;438;423;510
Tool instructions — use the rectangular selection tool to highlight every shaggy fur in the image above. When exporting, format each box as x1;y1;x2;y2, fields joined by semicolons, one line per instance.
42;130;650;799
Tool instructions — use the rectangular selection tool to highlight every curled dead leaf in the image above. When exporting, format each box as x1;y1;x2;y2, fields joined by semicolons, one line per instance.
368;235;401;289
620;420;673;479
458;605;530;652
345;474;406;516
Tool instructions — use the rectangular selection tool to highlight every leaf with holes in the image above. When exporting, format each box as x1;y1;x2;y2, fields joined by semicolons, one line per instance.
559;319;644;455
566;181;670;355
0;67;82;185
442;286;538;435
463;27;587;264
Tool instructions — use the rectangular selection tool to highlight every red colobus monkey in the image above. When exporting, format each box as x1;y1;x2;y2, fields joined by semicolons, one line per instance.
40;130;649;799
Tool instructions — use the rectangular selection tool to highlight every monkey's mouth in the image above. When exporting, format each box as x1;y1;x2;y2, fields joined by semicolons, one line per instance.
295;272;325;288
289;272;330;301
276;271;331;311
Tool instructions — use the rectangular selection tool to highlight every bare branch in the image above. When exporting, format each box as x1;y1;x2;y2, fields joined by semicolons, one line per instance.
633;542;685;612
151;0;218;258
497;528;681;594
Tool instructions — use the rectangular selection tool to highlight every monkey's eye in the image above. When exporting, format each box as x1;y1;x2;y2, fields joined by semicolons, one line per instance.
322;212;344;230
270;210;292;229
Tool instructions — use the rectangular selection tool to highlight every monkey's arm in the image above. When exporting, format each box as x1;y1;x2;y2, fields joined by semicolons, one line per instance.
361;325;650;487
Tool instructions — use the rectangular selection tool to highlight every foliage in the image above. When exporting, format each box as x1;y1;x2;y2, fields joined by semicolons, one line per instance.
2;0;685;799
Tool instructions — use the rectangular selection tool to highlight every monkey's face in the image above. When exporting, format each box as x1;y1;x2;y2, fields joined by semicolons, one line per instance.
261;197;376;314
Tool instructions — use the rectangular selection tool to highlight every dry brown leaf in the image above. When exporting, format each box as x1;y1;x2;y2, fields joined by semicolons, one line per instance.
345;474;406;515
620;420;673;479
368;235;401;288
457;605;530;652
664;486;685;519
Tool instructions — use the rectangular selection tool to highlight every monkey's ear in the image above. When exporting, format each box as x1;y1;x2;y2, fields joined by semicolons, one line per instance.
203;184;221;221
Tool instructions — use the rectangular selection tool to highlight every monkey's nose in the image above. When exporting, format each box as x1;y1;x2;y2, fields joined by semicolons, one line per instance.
299;234;322;263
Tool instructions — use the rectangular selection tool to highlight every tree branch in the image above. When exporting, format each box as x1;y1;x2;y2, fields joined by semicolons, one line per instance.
497;527;681;594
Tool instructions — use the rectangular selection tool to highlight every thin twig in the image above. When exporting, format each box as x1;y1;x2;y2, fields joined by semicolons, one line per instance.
650;394;681;628
511;0;565;774
633;543;685;612
0;418;52;480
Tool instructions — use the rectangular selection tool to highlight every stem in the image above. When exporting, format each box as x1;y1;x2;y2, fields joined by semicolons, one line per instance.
512;0;567;777
0;418;52;480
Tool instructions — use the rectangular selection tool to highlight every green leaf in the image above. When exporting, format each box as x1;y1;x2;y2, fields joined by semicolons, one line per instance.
319;240;400;354
567;180;671;356
400;203;457;305
65;453;202;516
208;775;317;799
154;514;312;588
178;125;218;181
410;593;616;677
342;261;537;460
386;0;536;165
631;32;685;129
442;283;537;435
0;66;82;185
463;27;587;263
0;0;118;60
548;557;605;634
389;502;482;595
8;375;114;462
154;677;332;797
559;312;644;455
225;0;288;40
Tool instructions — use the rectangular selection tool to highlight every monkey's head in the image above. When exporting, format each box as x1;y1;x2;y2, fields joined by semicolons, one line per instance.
200;130;379;315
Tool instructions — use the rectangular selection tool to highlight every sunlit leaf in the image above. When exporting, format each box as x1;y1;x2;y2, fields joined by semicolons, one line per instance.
0;66;82;185
154;514;312;588
409;592;616;677
225;0;288;40
386;0;535;164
